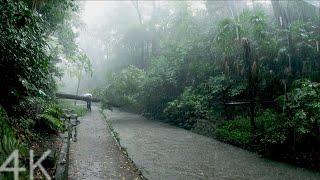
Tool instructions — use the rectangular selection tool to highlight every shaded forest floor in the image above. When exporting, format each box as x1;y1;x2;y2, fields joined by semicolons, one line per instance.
30;133;63;179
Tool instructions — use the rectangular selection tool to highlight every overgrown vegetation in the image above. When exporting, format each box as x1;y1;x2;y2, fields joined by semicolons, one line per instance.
0;0;84;179
98;1;320;170
1;0;320;177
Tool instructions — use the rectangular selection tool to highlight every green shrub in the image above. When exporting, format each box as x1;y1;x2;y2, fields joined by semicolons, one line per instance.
192;119;217;138
285;79;320;140
164;87;212;129
215;117;252;146
104;66;146;111
256;109;287;148
34;101;64;132
139;56;180;119
275;79;320;154
252;80;320;169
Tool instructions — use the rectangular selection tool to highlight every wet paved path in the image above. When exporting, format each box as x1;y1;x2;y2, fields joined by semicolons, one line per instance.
107;108;320;180
68;107;141;180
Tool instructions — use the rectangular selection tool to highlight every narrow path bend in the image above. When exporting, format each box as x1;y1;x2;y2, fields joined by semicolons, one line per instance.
107;108;320;180
68;106;141;180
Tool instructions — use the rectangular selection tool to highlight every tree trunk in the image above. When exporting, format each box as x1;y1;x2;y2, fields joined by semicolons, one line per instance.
75;65;84;105
132;0;143;25
271;0;295;78
243;38;257;137
131;0;146;69
56;93;100;102
141;41;145;69
74;77;81;105
271;0;289;27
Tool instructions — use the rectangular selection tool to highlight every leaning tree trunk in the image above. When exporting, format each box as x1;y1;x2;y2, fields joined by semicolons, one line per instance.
56;93;101;102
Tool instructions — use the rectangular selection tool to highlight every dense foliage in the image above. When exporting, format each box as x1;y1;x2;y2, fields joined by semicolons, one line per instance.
104;66;146;110
99;1;320;170
0;0;81;178
2;0;318;176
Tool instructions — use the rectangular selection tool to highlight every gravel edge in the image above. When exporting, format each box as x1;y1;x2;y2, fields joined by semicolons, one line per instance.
100;109;147;180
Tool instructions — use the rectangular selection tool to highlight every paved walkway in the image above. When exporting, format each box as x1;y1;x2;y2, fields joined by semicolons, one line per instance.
107;108;320;180
68;107;141;180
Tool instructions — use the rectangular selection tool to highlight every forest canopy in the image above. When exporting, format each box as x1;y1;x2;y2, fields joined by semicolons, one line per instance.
78;0;320;170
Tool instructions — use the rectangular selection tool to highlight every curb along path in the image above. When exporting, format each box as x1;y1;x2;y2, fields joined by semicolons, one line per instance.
68;106;141;180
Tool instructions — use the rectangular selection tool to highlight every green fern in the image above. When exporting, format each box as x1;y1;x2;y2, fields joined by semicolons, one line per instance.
37;113;64;132
0;107;27;179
